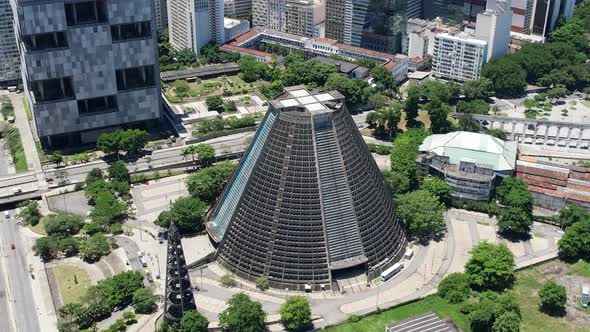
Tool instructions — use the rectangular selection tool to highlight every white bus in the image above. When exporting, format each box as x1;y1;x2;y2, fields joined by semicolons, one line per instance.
380;262;403;282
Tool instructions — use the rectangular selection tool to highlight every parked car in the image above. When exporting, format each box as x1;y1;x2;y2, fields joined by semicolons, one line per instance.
10;244;15;250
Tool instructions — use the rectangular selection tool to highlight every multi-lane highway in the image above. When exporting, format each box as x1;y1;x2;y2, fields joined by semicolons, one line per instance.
0;209;41;332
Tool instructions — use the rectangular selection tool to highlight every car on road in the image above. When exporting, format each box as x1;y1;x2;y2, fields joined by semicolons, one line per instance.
10;244;15;250
4;211;10;219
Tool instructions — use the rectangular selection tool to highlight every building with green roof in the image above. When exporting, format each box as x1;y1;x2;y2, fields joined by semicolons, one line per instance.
417;131;517;200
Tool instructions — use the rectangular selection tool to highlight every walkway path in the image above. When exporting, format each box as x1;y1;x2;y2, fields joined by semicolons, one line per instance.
10;94;46;188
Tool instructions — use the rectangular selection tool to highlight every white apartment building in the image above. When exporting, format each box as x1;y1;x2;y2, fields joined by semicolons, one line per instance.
154;0;169;33
286;0;325;37
254;0;325;38
432;32;488;82
168;0;224;55
474;0;511;61
406;18;459;58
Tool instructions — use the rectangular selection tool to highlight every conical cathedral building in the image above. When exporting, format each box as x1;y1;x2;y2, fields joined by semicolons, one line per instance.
207;87;407;291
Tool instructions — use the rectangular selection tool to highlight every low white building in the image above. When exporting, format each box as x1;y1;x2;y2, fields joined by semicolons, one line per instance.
224;18;250;42
432;32;488;82
384;55;409;83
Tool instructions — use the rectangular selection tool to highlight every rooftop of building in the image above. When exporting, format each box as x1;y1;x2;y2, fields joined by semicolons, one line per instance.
271;86;344;114
419;131;517;172
384;60;400;70
310;56;361;74
436;32;488;46
224;17;247;28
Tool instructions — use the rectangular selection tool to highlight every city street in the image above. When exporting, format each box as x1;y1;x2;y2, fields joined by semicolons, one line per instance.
0;209;41;332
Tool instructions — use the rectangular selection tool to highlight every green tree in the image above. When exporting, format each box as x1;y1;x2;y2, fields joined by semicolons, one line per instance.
239;55;269;82
421;176;452;206
456;99;490;114
428;102;452;134
404;86;421;127
495;177;528;205
279;296;312;331
485;128;507;140
557;204;589;229
186;161;235;202
206;95;224;111
179;310;209;332
219;293;267;332
33;236;58;261
16;200;41;226
539;280;566;316
464;242;515;291
492;311;521;332
462;78;495;100
93;271;144;309
79;233;111;261
175;48;197;66
108;160;130;184
395;190;446;242
546;87;568;103
50;150;64;166
123;311;137;324
195;143;216;167
390;128;427;189
382;170;410;197
132;288;157;314
281;60;336;86
85;168;104;186
374;102;402;139
498;206;533;236
558;219;590;259
324;73;370;106
420;80;452;105
44;212;84;237
256;276;270;291
437;272;470;304
90;191;126;226
468;299;496;332
84;179;114;205
97;131;122;156
155;196;208;234
371;65;396;90
368;93;388;110
482;58;527;97
120;129;148;155
457;113;483;133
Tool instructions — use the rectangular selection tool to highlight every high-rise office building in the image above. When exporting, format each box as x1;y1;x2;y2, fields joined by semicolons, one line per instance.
286;0;325;38
425;0;465;22
326;0;418;54
168;0;224;54
0;0;19;85
325;0;352;44
209;87;407;290
154;0;169;34
228;0;252;21
254;0;325;38
475;0;511;60
511;0;575;36
12;0;161;147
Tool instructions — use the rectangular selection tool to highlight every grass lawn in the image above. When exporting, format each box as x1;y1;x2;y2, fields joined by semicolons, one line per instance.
21;96;32;121
14;147;28;172
53;265;91;305
324;260;590;332
164;75;270;102
398;110;431;131
28;216;47;235
323;295;469;332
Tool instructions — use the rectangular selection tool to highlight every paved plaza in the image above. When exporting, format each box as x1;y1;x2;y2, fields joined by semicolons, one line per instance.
179;208;563;329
